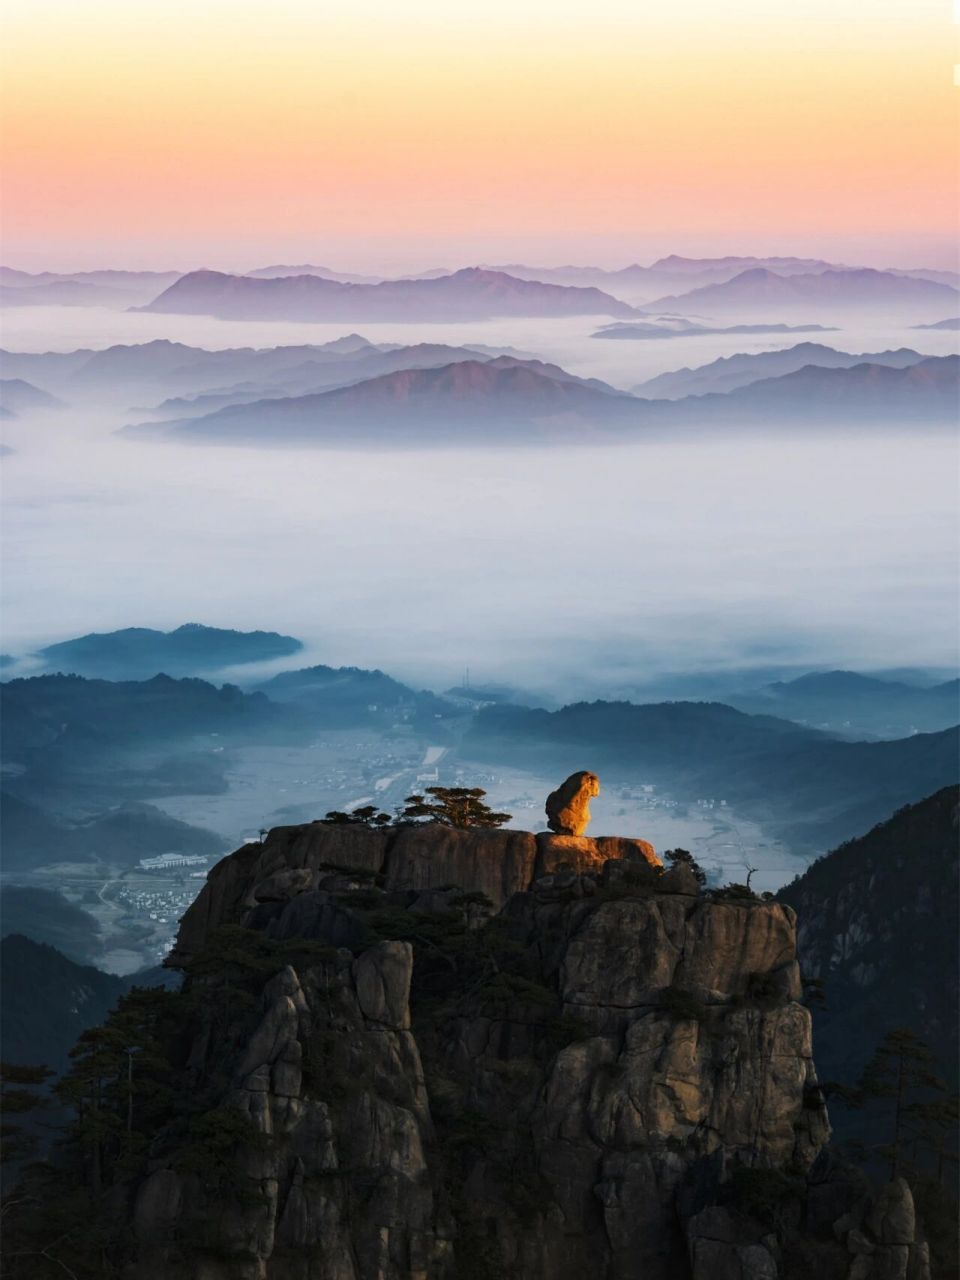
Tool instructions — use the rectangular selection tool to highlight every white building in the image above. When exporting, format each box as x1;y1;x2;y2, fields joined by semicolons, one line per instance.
139;852;210;870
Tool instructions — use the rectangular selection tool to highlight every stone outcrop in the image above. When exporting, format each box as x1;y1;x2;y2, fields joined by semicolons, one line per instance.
131;945;438;1280
679;1164;932;1280
169;819;659;965
535;832;661;877
130;819;840;1280
545;769;600;835
384;822;537;904
830;1177;931;1280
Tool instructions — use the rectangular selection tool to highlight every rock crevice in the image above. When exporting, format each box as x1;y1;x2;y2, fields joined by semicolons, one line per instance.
128;815;854;1279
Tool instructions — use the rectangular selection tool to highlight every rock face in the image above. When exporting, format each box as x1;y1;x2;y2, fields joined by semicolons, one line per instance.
132;946;437;1280
827;1176;931;1280
545;770;600;835
125;820;838;1280
169;819;659;965
536;832;661;876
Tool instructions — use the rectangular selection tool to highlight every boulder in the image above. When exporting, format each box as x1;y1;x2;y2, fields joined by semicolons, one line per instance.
352;941;413;1029
686;1207;779;1280
596;834;661;867
252;867;315;902
545;770;600;836
866;1178;915;1246
659;862;701;894
536;833;661;878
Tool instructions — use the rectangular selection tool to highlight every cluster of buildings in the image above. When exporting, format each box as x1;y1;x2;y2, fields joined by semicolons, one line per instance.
112;881;201;940
138;852;211;870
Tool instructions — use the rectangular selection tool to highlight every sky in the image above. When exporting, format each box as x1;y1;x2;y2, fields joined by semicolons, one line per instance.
1;0;957;272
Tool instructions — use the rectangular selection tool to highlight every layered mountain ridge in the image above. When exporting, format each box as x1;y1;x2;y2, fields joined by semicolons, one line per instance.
646;266;959;314
121;353;960;446
136;267;639;322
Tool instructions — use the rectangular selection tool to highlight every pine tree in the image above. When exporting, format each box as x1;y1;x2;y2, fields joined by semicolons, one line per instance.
664;848;707;886
399;787;511;829
320;805;392;826
0;1062;54;1165
55;986;182;1191
856;1027;947;1178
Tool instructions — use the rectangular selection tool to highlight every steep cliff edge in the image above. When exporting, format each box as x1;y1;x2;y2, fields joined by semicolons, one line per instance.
168;820;660;964
116;820;833;1280
5;818;934;1280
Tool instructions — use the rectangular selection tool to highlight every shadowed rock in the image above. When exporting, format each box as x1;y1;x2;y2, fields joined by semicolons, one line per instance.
169;819;665;965
105;811;851;1280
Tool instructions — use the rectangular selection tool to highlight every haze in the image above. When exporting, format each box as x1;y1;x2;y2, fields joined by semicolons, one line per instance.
2;304;957;697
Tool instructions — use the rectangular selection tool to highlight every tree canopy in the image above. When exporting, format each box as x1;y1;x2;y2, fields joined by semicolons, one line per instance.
399;787;511;829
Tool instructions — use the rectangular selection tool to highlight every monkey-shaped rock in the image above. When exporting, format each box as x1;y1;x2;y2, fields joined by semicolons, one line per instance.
545;770;600;836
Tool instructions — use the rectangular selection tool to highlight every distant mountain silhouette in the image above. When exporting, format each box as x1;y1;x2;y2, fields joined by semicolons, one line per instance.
0;378;64;416
912;316;960;330
647;266;959;313
37;622;302;678
648;254;844;276
633;343;927;399
122;358;639;445
0;885;104;962
0;934;127;1071
0;267;180;288
1;337;540;407
464;699;960;852
688;354;958;421
0;672;296;818
254;664;455;726
122;353;959;446
0;792;225;872
245;263;379;283
137;267;638;321
727;669;960;738
593;320;836;340
1;672;287;765
0;267;181;308
895;267;960;287
477;255;853;299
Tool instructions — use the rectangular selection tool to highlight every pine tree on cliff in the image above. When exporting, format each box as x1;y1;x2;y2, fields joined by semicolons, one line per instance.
856;1027;948;1178
399;786;511;829
664;848;707;887
56;986;182;1196
320;804;392;827
0;1062;53;1165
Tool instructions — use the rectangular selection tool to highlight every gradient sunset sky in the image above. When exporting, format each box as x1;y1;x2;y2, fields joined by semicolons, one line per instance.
2;0;957;271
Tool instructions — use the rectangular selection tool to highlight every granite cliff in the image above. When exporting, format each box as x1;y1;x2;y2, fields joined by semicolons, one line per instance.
167;818;662;965
3;810;935;1279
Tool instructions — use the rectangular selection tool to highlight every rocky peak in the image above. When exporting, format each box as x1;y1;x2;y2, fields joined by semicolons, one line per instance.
122;795;854;1279
24;775;940;1279
168;808;662;966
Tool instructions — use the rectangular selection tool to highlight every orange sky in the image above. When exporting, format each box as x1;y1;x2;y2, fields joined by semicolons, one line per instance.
1;0;957;270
